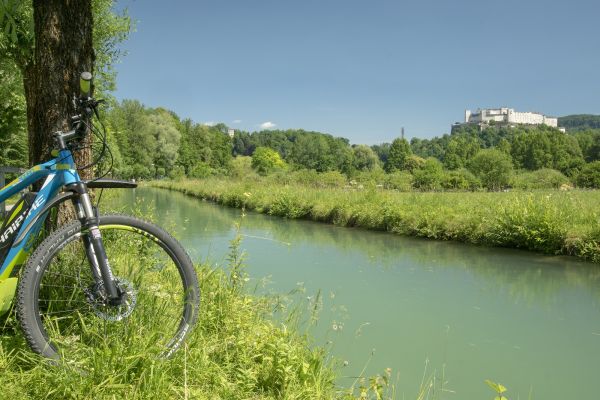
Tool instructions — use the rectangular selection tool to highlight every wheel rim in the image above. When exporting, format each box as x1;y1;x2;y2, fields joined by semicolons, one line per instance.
33;224;194;365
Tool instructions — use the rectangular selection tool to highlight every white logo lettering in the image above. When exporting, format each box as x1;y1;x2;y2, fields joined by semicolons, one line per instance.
31;194;45;211
0;215;25;243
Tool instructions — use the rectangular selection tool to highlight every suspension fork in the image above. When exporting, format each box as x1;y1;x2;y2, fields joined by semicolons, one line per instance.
68;183;120;303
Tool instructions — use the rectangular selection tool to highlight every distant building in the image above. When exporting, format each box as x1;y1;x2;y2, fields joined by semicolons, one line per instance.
456;108;561;130
227;128;235;138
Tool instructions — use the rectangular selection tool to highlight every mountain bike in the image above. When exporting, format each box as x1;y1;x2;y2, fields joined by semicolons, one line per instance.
0;72;200;364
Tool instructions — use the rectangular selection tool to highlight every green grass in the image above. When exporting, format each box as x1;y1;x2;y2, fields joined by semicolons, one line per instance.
149;178;600;264
0;262;346;399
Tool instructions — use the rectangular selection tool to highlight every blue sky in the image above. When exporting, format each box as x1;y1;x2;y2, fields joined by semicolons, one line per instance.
114;0;600;144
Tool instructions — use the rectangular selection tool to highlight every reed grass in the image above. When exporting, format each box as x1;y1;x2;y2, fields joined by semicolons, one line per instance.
149;178;600;264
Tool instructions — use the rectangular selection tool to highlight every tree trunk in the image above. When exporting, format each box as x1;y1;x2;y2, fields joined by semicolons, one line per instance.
27;0;94;177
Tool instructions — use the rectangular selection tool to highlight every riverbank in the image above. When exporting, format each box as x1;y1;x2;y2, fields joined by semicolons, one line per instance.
149;178;600;264
0;262;346;399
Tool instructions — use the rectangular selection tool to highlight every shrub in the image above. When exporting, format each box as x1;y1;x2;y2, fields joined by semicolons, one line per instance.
251;147;287;175
512;168;571;189
441;168;480;190
486;194;568;253
188;162;215;179
131;164;152;180
468;149;513;191
383;171;413;191
352;145;380;171
168;165;185;180
228;156;256;179
412;158;444;191
576;161;600;188
403;154;426;173
353;167;386;189
268;192;312;218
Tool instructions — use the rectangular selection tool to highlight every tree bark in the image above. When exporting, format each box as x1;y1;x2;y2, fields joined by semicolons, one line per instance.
27;0;94;177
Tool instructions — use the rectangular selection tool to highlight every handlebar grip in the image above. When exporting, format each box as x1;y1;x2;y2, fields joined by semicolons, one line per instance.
79;72;92;97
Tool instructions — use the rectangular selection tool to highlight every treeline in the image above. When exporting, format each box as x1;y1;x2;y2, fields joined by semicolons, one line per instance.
401;123;600;189
104;100;232;179
558;114;600;131
2;91;599;190
101;101;600;190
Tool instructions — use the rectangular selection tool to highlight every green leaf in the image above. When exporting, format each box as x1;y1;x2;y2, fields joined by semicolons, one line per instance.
3;19;10;35
10;19;16;42
485;379;501;393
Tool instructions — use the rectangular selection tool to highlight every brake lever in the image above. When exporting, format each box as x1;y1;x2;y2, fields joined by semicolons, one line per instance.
91;99;106;120
92;103;101;120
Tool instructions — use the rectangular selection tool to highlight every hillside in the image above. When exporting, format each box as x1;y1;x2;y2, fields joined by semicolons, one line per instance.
558;114;600;130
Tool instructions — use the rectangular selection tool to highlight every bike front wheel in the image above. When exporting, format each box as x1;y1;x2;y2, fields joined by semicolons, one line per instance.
17;214;200;364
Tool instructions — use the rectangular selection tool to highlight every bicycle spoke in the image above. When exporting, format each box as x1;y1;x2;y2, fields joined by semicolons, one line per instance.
18;215;198;364
39;284;88;289
41;307;91;316
38;299;89;303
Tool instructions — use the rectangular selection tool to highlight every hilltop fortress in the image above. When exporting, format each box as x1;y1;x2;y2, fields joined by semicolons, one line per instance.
456;108;559;130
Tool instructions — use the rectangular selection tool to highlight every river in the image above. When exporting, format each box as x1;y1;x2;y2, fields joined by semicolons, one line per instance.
112;187;600;399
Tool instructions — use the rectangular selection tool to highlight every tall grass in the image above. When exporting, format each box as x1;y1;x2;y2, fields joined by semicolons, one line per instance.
0;265;342;399
149;178;600;264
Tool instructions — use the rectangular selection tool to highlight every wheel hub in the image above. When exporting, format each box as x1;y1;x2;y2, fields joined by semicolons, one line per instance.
84;277;137;321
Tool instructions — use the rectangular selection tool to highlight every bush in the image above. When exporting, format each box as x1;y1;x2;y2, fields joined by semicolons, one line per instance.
383;171;413;191
351;145;380;171
319;171;347;188
251;147;287;175
576;161;600;188
512;168;571;189
168;165;185;180
486;194;568;253
468;149;513;191
131;164;152;180
228;156;256;179
441;168;480;190
188;162;215;179
403;155;426;173
412;158;444;191
353;167;386;189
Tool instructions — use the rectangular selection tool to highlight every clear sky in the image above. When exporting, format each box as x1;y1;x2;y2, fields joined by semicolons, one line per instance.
114;0;600;144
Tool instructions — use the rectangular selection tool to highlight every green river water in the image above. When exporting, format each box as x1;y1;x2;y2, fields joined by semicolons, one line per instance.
114;187;600;399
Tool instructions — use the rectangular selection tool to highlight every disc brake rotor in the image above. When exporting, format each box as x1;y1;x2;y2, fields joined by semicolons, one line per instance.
84;277;137;322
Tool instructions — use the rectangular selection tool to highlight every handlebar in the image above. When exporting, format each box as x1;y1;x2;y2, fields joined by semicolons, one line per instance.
53;72;104;149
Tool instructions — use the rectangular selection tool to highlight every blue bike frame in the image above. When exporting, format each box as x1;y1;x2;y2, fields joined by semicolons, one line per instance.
0;148;80;281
